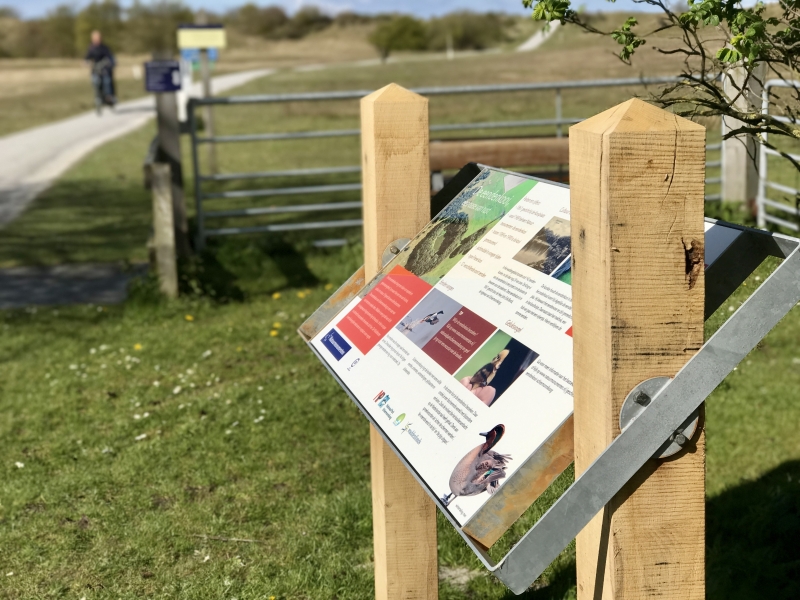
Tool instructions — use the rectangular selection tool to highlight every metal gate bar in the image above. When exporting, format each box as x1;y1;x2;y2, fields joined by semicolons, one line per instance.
188;76;724;249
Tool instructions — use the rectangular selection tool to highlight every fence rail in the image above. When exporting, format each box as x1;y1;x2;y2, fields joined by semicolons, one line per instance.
757;79;800;230
188;76;722;249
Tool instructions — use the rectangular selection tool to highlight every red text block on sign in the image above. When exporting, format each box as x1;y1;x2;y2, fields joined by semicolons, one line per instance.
338;265;432;354
421;306;496;374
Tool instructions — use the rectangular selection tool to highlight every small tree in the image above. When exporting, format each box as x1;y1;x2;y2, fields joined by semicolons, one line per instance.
74;0;122;55
369;15;428;61
125;0;193;54
524;0;800;170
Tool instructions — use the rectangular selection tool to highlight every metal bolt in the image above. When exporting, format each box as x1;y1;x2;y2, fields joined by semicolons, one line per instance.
390;246;400;255
674;433;687;446
633;390;651;407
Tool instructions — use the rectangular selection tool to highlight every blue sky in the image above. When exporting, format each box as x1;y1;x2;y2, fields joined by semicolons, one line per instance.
6;0;655;20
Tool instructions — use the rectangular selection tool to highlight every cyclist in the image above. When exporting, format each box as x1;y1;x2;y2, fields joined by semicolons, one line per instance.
85;30;116;113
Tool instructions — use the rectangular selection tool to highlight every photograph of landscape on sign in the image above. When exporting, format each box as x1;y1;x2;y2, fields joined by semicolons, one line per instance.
513;216;571;276
390;169;538;286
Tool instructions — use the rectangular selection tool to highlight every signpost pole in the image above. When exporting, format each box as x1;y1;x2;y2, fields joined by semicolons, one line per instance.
151;163;179;299
199;48;217;175
360;83;438;600
569;99;706;599
154;90;190;258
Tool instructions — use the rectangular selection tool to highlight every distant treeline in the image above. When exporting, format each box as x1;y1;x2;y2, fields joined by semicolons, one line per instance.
0;1;518;59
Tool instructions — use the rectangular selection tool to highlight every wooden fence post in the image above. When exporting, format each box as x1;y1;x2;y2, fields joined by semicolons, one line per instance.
151;163;179;299
154;89;191;258
360;83;438;600
570;99;706;599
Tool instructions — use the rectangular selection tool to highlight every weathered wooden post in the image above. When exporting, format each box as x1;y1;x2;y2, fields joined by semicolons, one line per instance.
570;99;706;599
145;57;190;258
154;89;190;258
151;163;179;299
360;83;439;600
722;63;765;206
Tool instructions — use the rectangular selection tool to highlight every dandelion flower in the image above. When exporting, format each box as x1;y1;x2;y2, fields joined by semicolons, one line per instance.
324;283;333;290
14;461;24;469
185;315;194;322
135;433;147;441
236;346;243;352
297;291;306;299
134;343;142;351
173;386;182;395
271;292;281;300
269;330;279;337
272;322;281;329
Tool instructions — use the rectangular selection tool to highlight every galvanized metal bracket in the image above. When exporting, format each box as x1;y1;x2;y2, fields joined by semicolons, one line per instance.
619;377;700;459
381;238;410;268
301;217;800;595
464;220;800;594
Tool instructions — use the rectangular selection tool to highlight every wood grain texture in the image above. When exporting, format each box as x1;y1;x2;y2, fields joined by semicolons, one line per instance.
429;137;569;171
151;163;178;299
361;83;438;600
569;99;706;600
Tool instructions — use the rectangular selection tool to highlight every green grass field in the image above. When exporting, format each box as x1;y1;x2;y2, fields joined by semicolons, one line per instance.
2;36;800;599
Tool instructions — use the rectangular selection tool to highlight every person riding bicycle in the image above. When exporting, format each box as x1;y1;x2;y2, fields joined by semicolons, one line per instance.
85;30;116;112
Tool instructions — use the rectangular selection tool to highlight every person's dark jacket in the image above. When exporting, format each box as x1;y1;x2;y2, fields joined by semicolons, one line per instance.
85;43;115;72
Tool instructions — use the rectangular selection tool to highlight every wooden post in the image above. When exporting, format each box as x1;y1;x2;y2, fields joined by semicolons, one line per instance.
360;83;438;600
151;163;179;299
154;90;190;258
570;99;706;600
722;62;765;206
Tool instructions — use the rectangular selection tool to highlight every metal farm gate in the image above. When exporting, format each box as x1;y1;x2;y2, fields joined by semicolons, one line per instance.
187;76;723;249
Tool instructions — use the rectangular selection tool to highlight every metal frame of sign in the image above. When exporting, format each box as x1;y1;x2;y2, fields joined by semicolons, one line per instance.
301;165;800;594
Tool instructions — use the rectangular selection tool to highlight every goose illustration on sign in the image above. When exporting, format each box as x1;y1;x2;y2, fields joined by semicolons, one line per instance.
441;425;512;506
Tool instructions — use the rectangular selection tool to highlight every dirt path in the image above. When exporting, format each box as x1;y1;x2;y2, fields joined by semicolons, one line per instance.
0;68;274;228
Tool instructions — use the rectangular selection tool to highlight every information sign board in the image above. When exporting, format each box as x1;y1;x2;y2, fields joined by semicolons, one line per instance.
144;60;181;93
306;166;747;547
180;48;218;63
177;24;226;50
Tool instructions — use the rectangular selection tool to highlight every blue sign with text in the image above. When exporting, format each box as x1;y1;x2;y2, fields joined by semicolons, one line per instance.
144;60;181;93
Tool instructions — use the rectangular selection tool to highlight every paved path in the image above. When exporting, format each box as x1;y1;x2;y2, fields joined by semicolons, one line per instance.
0;68;274;228
0;263;149;309
517;21;562;52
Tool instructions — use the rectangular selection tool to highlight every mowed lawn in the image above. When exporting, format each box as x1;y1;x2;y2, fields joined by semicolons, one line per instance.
2;29;800;599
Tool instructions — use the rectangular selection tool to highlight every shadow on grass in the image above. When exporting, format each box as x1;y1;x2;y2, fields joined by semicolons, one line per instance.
708;459;800;600
0;178;152;267
496;459;800;600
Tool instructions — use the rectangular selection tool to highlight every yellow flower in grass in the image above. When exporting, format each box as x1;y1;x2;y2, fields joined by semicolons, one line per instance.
272;322;281;329
297;291;306;299
324;283;333;290
133;343;142;351
269;330;279;337
185;315;194;322
271;292;281;300
236;346;243;352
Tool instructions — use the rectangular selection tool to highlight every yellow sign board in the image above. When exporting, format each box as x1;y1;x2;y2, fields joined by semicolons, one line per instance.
177;26;226;50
